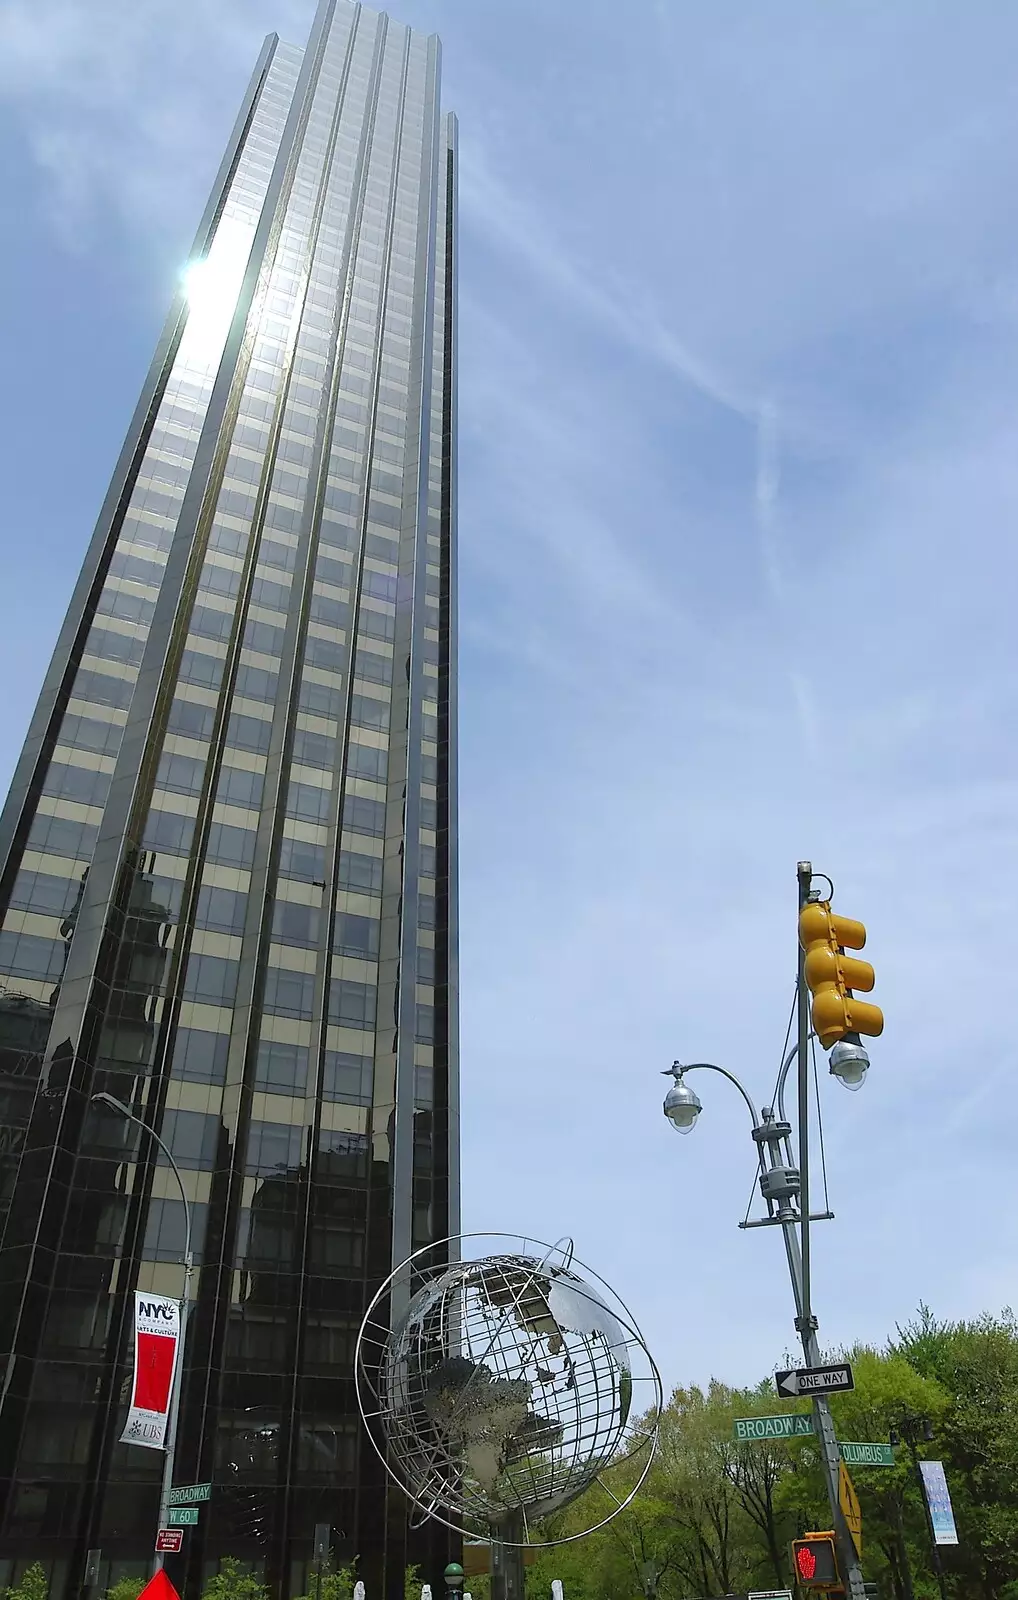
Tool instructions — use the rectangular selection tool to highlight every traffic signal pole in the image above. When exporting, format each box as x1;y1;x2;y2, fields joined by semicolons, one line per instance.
795;861;865;1600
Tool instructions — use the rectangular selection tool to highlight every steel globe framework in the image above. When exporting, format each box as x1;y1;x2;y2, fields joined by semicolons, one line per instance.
355;1235;661;1546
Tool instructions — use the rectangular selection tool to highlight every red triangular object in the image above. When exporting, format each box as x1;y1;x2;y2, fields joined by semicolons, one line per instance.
139;1570;181;1600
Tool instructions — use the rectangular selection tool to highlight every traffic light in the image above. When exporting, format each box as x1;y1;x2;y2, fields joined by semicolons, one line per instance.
798;901;883;1050
791;1532;840;1588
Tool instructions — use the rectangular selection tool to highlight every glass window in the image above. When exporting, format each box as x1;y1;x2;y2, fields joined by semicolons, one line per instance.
182;954;239;1006
246;1120;304;1176
195;884;247;935
72;668;136;710
58;714;123;757
162;1109;220;1169
309;594;348;630
292;729;336;769
415;1004;434;1043
218;766;264;809
7;870;79;916
358;608;395;643
26;811;99;861
207;823;256;867
172;1027;229;1084
271;901;321;947
420;797;437;829
287;781;331;824
167;699;216;741
235;664;279;703
263;966;314;1019
347;744;387;783
299;678;343;719
337;850;382;893
343;794;384;837
179;650;225;691
354;648;392;686
0;931;66;982
225;711;273;755
327;979;376;1029
305;636;345;675
350;695;389;733
362;568;397;603
243;618;285;654
333;913;378;959
322;1052;372;1104
278;836;326;881
416;946;435;984
143;810;195;857
418;844;437;877
41;762;112;809
316;1129;369;1181
255;1040;309;1094
143;1198;208;1264
155;752;205;796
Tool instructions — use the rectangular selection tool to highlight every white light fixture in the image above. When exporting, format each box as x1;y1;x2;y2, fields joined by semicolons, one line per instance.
662;1065;702;1134
829;1038;869;1092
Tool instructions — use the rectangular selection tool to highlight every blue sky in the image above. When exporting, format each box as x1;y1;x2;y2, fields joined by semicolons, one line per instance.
2;0;1018;1396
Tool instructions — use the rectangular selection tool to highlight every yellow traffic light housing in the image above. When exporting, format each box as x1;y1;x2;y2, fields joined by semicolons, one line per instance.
799;902;883;1050
791;1532;841;1589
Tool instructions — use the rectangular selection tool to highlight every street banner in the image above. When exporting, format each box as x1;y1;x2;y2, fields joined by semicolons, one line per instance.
121;1292;180;1450
919;1459;960;1545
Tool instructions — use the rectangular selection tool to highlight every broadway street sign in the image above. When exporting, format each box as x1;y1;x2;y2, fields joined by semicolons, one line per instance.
168;1483;211;1505
733;1414;815;1440
775;1362;854;1397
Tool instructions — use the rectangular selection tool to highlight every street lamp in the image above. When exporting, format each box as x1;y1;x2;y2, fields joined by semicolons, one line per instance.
657;862;873;1600
443;1562;465;1600
91;1091;193;1576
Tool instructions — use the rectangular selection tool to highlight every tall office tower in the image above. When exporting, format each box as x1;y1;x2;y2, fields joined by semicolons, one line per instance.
0;2;458;1595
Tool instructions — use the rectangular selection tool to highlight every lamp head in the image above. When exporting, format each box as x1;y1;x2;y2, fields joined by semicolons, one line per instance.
662;1064;702;1134
829;1038;869;1092
91;1091;130;1115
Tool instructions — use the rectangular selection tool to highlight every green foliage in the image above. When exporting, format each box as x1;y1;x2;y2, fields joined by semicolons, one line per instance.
403;1566;421;1600
504;1308;1018;1600
2;1563;49;1600
104;1580;144;1600
200;1558;271;1600
291;1557;358;1600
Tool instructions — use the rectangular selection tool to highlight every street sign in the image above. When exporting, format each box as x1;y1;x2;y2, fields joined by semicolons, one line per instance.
919;1460;959;1546
155;1530;183;1553
839;1461;862;1556
775;1362;854;1397
749;1591;792;1599
168;1483;211;1506
167;1508;199;1526
733;1413;815;1440
841;1442;895;1467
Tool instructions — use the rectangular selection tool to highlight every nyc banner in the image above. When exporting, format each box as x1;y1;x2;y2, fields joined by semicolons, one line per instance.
121;1292;180;1449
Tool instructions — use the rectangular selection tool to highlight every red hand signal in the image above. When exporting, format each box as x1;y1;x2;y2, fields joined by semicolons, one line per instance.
796;1547;817;1580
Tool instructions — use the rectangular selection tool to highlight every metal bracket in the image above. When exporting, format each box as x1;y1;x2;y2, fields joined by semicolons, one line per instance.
739;1211;835;1231
795;1313;819;1334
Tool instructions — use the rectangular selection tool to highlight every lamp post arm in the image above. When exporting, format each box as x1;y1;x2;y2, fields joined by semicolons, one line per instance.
105;1101;192;1268
677;1062;761;1130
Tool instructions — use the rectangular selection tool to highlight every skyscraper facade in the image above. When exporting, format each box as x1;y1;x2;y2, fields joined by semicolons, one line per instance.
0;2;458;1595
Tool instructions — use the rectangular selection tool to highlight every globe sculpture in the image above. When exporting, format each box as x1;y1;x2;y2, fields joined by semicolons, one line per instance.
355;1234;661;1548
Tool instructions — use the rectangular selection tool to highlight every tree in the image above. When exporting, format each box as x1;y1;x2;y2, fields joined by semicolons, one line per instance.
2;1565;49;1600
104;1581;145;1600
200;1559;271;1600
291;1558;357;1600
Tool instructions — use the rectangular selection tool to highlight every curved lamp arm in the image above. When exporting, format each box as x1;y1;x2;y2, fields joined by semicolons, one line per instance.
92;1092;192;1270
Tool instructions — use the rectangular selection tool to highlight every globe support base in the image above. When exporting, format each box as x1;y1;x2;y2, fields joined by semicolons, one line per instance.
491;1513;526;1600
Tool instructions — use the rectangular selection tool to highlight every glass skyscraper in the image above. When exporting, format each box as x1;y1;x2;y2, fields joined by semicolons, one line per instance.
0;2;458;1595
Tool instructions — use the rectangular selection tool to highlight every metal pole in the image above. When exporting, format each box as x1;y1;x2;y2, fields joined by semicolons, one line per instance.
91;1094;192;1576
906;1433;949;1600
796;860;813;1334
793;862;865;1600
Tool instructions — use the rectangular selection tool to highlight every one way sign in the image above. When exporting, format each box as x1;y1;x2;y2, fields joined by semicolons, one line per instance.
775;1362;854;1397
